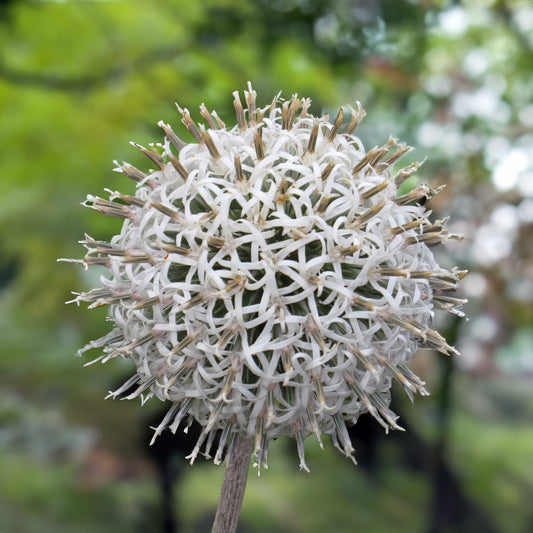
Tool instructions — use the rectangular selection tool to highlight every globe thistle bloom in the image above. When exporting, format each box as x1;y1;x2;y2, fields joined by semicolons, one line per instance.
67;84;466;472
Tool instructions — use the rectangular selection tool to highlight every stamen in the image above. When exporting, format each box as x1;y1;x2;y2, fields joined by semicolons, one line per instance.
234;155;245;182
160;243;191;255
269;91;281;114
333;413;356;462
123;374;158;400
344;374;378;418
377;355;418;399
380;314;458;356
212;110;226;129
404;232;447;247
182;293;206;309
254;125;265;160
206;399;225;432
266;388;276;428
320;161;335;182
369;393;404;431
305;316;327;351
345;102;366;135
383;142;412;167
394;160;422;186
233;91;247;132
224;274;246;293
333;244;360;258
204;428;218;459
217;328;237;348
281;100;290;130
214;422;233;465
254;416;264;462
245;81;257;126
158;121;186;151
208;236;226;248
287;94;300;129
352;147;383;175
105;374;139;399
295;429;310;472
130;142;165;169
351;348;378;375
149;403;180;445
186;428;208;465
82;256;110;267
360;180;388;201
169;397;193;433
389;217;426;234
92;247;126;257
352;138;396;175
168;154;189;180
398;364;429;396
106;191;145;208
176;106;203;143
84;196;133;220
311;373;327;410
315;195;330;214
351;199;386;228
352;296;376;311
306;405;323;448
281;347;293;381
199;210;218;224
219;367;237;401
434;295;467;317
130;296;160;310
126;332;156;350
327;108;344;142
169;332;197;356
113;161;146;182
422;217;449;234
199;103;217;129
409;270;434;279
149;201;181;219
306;120;319;154
122;252;153;264
199;125;221;158
374;267;410;278
300;97;312;118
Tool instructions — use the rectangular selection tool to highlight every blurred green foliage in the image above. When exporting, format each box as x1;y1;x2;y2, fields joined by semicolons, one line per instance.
1;0;532;532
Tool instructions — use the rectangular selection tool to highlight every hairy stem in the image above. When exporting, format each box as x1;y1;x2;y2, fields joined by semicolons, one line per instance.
212;433;253;533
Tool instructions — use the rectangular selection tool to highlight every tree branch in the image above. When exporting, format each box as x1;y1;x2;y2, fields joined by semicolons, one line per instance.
0;43;182;93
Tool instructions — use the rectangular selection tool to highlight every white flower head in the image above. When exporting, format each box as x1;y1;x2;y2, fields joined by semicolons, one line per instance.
68;83;466;472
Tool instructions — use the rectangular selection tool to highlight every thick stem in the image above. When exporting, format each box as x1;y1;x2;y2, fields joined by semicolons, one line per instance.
212;433;253;533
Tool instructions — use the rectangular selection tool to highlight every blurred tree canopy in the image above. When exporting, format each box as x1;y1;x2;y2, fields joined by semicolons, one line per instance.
1;1;532;532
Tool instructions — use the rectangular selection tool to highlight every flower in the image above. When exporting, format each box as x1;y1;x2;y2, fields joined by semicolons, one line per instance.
67;83;466;472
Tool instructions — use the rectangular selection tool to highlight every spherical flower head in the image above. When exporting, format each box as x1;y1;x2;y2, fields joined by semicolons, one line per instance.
68;83;466;472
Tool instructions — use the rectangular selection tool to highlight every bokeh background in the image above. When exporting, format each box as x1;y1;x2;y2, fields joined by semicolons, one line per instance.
1;0;532;532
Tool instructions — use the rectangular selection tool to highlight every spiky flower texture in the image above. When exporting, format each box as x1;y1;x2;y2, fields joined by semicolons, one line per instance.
69;85;466;472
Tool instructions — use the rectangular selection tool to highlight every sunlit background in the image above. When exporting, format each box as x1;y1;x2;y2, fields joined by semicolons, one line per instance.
1;1;532;532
